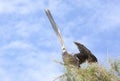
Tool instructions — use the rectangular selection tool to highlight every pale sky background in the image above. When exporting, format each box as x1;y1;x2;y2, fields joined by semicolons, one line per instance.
0;0;120;81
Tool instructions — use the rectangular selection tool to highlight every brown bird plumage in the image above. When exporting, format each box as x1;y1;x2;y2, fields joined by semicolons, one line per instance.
62;51;79;67
74;41;97;67
62;42;97;67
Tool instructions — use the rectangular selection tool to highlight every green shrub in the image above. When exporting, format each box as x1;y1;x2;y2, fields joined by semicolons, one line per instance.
54;60;120;81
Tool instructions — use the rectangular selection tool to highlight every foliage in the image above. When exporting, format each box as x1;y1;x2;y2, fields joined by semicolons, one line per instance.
54;60;120;81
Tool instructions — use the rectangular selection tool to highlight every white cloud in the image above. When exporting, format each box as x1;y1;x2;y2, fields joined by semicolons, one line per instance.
0;0;72;15
0;42;62;81
46;0;73;18
0;1;14;13
14;21;41;37
61;0;120;32
95;4;120;31
0;68;12;81
1;41;31;49
0;0;45;14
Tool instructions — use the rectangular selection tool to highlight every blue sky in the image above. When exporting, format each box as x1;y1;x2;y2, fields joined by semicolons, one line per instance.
0;0;120;81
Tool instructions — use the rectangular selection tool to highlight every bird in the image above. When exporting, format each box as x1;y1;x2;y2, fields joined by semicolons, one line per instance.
45;9;97;68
